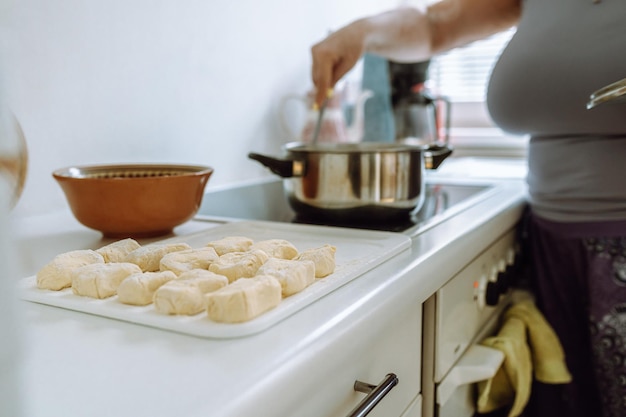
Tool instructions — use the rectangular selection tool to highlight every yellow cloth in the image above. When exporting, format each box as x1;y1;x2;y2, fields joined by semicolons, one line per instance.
477;299;572;417
477;316;532;416
509;300;572;384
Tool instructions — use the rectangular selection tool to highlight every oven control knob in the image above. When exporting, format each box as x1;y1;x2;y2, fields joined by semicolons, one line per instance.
497;269;511;294
485;280;500;306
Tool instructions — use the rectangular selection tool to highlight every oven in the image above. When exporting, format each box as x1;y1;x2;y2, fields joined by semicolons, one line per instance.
195;175;527;417
421;228;525;417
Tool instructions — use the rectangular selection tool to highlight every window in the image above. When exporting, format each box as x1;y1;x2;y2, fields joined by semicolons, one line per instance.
429;28;516;103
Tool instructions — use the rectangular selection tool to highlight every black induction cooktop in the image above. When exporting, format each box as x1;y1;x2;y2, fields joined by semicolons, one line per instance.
196;178;494;235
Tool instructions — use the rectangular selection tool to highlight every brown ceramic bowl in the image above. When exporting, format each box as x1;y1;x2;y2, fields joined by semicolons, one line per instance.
53;163;214;238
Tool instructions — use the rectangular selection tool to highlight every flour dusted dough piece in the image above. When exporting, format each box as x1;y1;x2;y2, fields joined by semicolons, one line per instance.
295;244;336;278
208;249;270;282
159;247;219;275
205;236;254;256
249;239;298;260
177;269;229;293
71;262;142;299
153;270;229;315
206;275;282;323
256;258;315;297
36;250;105;291
117;270;177;306
154;271;228;316
96;238;141;263
153;281;206;315
124;243;191;272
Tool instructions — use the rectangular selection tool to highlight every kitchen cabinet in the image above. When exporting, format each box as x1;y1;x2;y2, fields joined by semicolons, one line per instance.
268;301;422;417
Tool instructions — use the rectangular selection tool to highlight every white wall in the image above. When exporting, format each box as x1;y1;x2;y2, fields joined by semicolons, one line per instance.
1;0;396;217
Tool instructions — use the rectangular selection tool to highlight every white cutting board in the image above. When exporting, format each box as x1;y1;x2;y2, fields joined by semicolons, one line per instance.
19;221;411;339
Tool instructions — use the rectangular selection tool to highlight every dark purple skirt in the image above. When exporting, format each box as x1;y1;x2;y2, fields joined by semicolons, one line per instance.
523;211;626;417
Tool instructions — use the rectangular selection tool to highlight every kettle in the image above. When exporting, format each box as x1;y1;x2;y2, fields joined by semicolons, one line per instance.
393;85;451;146
280;86;373;143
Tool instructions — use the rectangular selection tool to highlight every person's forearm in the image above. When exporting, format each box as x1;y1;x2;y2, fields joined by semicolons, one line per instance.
361;1;519;62
359;6;434;63
309;0;520;105
308;8;431;105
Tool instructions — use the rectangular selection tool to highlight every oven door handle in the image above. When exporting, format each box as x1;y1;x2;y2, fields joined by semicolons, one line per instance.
346;373;398;417
436;344;504;407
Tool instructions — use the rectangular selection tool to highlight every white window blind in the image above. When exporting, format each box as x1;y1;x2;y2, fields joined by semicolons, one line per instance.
429;28;516;102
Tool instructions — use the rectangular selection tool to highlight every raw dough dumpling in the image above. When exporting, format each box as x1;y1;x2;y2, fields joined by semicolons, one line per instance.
96;238;141;263
205;236;254;256
71;262;142;299
154;271;228;316
159;247;219;275
177;269;229;293
124;243;191;272
249;239;298;260
208;249;270;283
295;244;337;278
36;250;105;291
256;258;315;297
117;270;177;306
206;275;282;323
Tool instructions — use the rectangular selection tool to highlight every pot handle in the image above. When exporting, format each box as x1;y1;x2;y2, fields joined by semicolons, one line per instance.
423;144;453;170
248;152;306;178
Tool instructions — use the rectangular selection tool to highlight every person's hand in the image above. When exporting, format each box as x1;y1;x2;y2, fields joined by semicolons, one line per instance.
310;20;368;107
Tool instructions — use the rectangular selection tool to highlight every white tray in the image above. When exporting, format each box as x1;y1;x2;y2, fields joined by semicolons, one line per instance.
19;220;411;339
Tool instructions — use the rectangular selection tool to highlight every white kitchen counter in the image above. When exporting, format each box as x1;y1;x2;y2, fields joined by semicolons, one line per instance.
9;158;528;417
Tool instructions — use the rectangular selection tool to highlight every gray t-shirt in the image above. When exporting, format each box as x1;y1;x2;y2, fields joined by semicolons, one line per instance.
487;0;626;222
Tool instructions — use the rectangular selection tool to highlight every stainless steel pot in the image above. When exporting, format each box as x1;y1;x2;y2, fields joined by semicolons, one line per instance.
248;142;452;223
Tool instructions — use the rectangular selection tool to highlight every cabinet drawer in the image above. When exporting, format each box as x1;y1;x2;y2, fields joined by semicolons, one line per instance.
284;302;422;417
